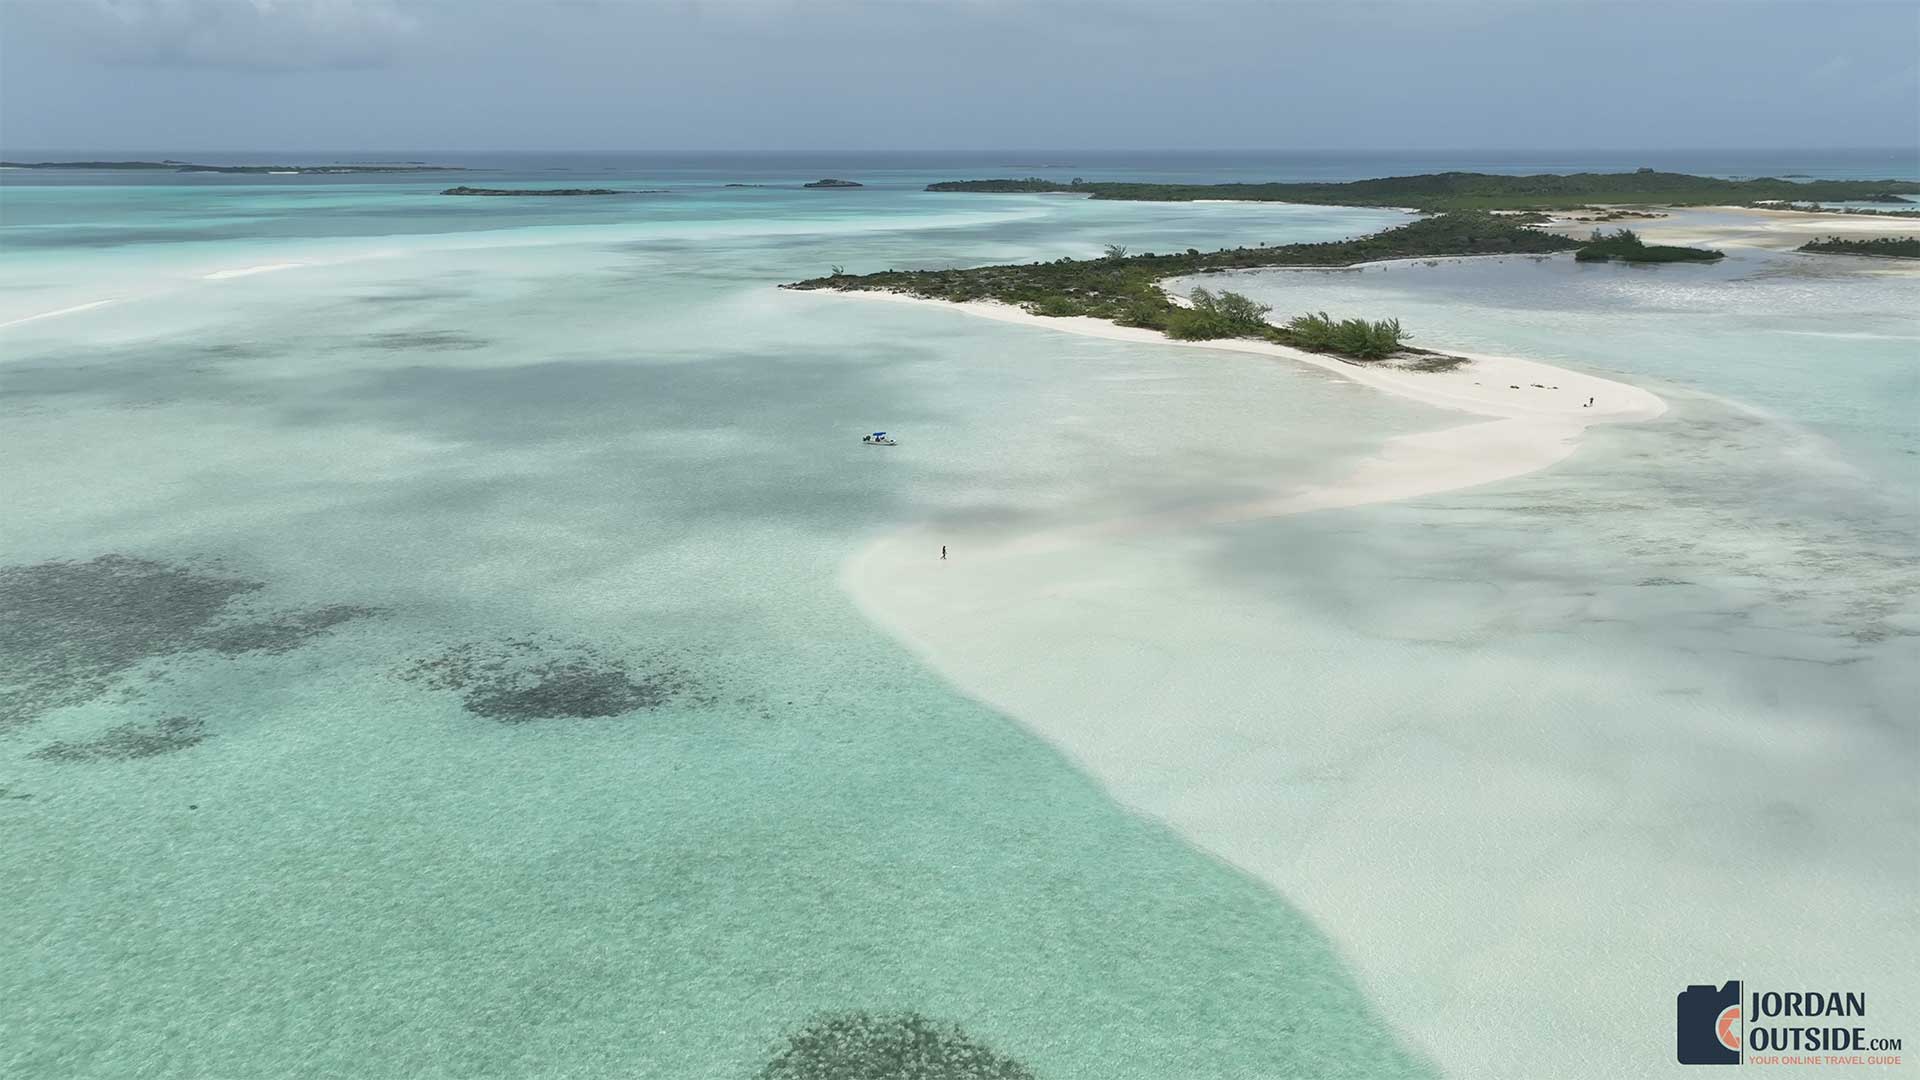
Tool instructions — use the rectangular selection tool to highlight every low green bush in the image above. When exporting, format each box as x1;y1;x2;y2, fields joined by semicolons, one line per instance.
1283;311;1407;359
1164;287;1273;339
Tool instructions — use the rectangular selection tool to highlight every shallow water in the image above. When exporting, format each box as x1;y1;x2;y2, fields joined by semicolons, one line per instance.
3;161;1439;1078
4;155;1916;1078
1147;251;1920;1074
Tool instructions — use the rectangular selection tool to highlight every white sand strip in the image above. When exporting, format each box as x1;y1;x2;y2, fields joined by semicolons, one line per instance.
822;291;1660;559
826;290;1685;1077
832;290;1663;425
0;298;118;330
1546;205;1920;253
202;262;307;280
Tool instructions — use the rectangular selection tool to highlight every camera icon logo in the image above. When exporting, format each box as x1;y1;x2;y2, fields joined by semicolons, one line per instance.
1677;981;1743;1065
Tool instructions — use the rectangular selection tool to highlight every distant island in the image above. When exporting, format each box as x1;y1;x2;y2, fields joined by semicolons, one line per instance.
1;160;462;174
439;186;650;196
925;170;1920;212
803;178;863;188
785;211;1731;362
1797;235;1920;259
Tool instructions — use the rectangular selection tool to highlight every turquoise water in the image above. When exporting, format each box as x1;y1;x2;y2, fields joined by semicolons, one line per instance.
4;155;1916;1078
3;161;1436;1077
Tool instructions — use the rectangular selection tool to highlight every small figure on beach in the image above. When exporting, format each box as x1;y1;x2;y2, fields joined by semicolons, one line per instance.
1585;396;1594;407
941;545;947;560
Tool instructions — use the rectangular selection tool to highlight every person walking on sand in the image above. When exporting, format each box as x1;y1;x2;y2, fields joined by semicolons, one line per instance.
941;545;947;560
1585;396;1594;408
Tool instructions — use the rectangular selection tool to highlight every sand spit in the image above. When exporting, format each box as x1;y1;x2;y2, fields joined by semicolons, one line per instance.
1547;204;1920;253
818;287;1710;1078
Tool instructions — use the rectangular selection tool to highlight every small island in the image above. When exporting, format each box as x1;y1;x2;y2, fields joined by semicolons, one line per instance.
786;212;1589;361
1574;228;1724;263
1796;235;1920;259
803;178;863;188
439;186;642;196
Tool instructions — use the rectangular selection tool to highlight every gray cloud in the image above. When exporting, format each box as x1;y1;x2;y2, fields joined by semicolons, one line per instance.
22;0;421;70
1;0;1914;150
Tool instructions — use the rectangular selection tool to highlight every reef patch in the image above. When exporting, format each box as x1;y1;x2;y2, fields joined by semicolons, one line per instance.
0;554;378;733
31;716;207;762
759;1011;1036;1080
399;638;695;722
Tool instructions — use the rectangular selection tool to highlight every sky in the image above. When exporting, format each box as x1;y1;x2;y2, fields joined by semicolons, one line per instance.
2;0;1917;153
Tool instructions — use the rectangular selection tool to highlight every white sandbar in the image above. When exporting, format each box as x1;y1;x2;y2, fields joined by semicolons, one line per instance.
825;288;1688;1077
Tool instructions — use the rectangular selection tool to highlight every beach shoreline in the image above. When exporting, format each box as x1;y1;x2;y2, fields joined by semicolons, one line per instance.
818;283;1664;549
818;285;1676;1074
823;286;1664;422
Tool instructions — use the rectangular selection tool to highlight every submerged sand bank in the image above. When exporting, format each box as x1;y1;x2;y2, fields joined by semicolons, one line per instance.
821;288;1692;1075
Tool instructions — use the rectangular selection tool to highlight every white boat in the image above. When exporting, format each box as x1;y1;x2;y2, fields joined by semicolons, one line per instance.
861;431;897;446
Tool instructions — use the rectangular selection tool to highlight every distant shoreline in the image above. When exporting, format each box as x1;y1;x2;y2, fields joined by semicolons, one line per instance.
439;186;654;197
923;169;1920;212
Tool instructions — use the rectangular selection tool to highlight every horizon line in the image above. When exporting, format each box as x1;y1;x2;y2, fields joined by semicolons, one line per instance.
6;145;1918;156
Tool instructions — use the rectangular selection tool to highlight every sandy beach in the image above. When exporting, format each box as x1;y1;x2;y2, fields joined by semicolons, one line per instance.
1545;203;1920;252
827;285;1912;1077
830;289;1662;546
829;288;1686;1075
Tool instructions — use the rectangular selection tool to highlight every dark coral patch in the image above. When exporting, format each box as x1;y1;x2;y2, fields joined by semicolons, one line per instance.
0;554;378;733
1;555;259;731
759;1011;1036;1080
400;639;692;722
32;716;207;762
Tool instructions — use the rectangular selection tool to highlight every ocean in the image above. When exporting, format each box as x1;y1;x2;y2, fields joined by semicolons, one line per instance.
2;151;1915;1079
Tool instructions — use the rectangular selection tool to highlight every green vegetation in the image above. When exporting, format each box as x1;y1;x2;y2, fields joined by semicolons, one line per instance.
1797;235;1920;259
930;177;1076;193
1284;312;1408;359
791;211;1575;317
759;1011;1035;1080
787;211;1587;360
927;170;1920;212
1573;228;1724;264
1160;287;1272;340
